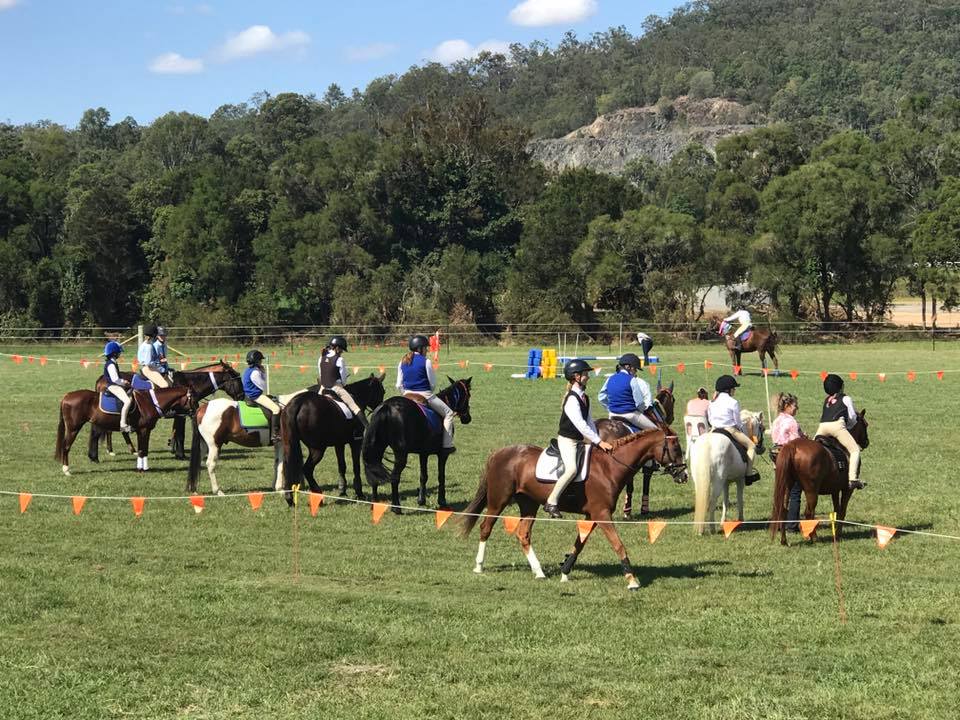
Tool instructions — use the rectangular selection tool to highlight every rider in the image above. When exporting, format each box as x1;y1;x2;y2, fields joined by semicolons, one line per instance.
137;324;171;388
722;309;752;349
396;334;455;453
242;349;281;444
152;326;171;382
102;340;133;433
543;359;614;519
598;352;658;431
635;332;654;366
815;374;864;490
318;335;367;428
707;374;761;485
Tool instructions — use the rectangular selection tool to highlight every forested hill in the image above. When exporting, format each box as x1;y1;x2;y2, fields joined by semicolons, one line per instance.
3;0;960;333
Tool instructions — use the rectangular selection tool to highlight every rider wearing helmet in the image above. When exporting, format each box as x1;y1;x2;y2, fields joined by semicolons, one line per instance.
707;374;760;484
242;349;281;443
543;359;615;518
152;326;170;380
102;340;133;433
721;309;752;350
318;335;367;428
598;352;657;431
396;334;455;452
815;374;864;490
137;324;171;388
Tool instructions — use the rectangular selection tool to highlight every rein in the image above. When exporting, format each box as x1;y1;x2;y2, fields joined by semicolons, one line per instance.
605;432;686;475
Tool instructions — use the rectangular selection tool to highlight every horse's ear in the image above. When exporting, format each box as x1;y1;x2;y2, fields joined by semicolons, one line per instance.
860;408;866;417
466;377;472;385
447;375;455;386
669;380;674;393
378;372;386;382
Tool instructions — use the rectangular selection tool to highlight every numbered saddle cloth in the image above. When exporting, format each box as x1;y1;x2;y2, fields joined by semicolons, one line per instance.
237;401;269;429
535;440;591;484
99;392;123;415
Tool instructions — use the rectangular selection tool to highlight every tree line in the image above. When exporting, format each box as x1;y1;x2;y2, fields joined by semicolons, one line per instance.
2;0;960;334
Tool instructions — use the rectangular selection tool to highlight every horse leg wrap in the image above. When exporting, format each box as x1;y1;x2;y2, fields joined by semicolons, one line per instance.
620;557;633;576
560;551;578;576
640;495;650;514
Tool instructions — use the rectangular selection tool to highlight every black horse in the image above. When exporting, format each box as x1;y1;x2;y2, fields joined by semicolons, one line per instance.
362;377;473;513
282;374;387;501
93;360;245;461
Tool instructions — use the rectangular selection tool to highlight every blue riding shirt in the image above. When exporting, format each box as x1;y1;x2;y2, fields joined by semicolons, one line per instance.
604;371;638;414
242;367;263;399
400;354;432;392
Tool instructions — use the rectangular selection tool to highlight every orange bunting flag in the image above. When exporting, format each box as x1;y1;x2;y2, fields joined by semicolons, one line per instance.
372;502;389;524
849;372;858;381
299;365;306;373
722;520;741;538
790;369;799;380
484;362;493;372
272;363;280;370
190;495;205;514
876;525;896;549
648;520;666;544
431;359;440;370
647;364;658;375
733;365;742;375
27;355;34;364
12;354;23;364
210;355;217;361
378;365;386;374
435;509;453;529
352;366;360;375
40;356;47;366
907;371;916;382
937;371;945;381
577;519;595;542
502;516;521;535
309;492;324;517
131;496;145;517
704;360;713;369
81;359;90;369
180;362;188;371
248;492;264;511
762;367;769;377
676;362;685;374
819;371;828;381
878;373;886;382
18;492;31;513
799;519;819;539
72;496;87;516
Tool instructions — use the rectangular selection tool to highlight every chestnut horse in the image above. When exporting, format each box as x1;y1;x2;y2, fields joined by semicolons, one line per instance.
597;382;686;518
770;410;869;545
460;429;685;590
709;316;780;376
56;386;196;475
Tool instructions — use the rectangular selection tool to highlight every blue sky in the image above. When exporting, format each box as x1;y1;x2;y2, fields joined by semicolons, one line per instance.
0;0;683;127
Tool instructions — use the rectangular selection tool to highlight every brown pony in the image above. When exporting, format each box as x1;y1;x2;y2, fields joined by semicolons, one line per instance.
769;410;869;545
709;316;780;375
460;429;685;590
55;386;196;475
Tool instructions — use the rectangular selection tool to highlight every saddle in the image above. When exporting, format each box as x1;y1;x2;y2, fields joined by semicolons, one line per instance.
319;389;353;419
814;435;849;474
98;392;123;415
131;374;154;391
404;394;442;434
711;428;750;464
535;440;591;484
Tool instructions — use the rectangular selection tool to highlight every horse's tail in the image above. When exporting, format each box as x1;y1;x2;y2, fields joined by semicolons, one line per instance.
187;412;204;492
55;402;66;463
770;441;794;539
282;393;306;491
361;406;391;492
765;330;778;356
459;460;490;538
692;440;711;534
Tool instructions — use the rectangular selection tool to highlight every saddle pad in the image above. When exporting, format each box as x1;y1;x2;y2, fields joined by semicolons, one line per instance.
99;392;122;415
320;390;353;419
711;428;749;464
740;328;753;342
814;436;849;472
237;401;269;429
610;416;641;434
535;440;591;483
131;374;154;391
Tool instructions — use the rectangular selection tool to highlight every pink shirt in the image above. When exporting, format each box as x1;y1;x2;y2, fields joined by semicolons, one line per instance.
686;398;711;417
771;412;803;445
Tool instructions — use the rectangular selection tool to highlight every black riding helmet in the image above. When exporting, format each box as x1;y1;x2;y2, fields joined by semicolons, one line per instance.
143;323;158;338
329;335;348;352
715;374;740;393
246;349;265;367
823;373;844;395
563;358;594;382
156;326;167;338
617;352;642;369
409;335;430;352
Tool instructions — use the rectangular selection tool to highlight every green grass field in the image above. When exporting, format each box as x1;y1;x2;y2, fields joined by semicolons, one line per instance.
1;341;959;719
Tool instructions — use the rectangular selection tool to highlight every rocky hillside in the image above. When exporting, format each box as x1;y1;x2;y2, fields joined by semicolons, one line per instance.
528;96;762;174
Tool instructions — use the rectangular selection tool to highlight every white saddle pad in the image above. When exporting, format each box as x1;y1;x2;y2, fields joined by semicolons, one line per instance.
319;391;353;419
535;444;591;483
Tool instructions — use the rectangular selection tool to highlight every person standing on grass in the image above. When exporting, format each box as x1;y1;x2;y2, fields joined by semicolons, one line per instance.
771;392;804;530
686;387;711;418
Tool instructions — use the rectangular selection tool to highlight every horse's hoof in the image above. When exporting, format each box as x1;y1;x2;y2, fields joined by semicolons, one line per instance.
627;583;640;592
622;512;632;521
473;565;483;574
62;466;71;476
391;506;402;515
534;572;546;580
437;502;451;512
355;493;366;501
108;451;116;457
217;490;225;497
560;573;570;583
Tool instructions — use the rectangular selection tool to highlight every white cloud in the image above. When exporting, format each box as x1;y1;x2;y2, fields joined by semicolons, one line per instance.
0;0;20;10
345;42;397;62
508;0;597;27
429;39;511;64
149;52;205;74
215;25;310;61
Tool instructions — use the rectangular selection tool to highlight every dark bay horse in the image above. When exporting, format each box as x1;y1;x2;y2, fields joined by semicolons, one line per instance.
56;386;196;474
281;374;386;501
460;429;685;590
597;382;684;518
95;360;244;459
770;411;869;545
709;316;780;375
362;377;472;512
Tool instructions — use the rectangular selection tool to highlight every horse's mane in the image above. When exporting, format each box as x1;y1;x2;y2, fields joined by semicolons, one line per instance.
611;428;661;449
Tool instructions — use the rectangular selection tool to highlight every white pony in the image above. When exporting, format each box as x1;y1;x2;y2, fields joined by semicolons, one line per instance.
691;410;765;534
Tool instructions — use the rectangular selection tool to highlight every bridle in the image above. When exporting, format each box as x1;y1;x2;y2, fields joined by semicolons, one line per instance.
605;432;686;477
443;380;470;417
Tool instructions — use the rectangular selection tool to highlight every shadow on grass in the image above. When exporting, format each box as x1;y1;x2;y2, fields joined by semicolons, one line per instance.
559;559;740;587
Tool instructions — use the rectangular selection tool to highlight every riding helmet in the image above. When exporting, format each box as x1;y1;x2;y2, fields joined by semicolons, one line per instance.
617;352;642;369
143;323;158;338
103;340;123;357
156;326;167;337
563;358;594;381
823;373;844;395
246;349;265;366
409;335;430;352
715;374;740;393
329;335;348;352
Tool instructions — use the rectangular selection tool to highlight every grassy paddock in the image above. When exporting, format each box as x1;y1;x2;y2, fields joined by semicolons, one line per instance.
1;341;959;719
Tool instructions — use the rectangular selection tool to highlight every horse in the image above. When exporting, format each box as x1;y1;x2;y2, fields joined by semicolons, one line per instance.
709;316;780;376
281;374;386;501
596;381;686;518
361;377;472;513
769;411;869;545
691;410;766;534
95;361;244;459
459;428;685;590
56;386;196;475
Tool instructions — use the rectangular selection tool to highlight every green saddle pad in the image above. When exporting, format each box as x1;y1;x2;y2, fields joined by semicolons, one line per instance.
237;402;269;428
